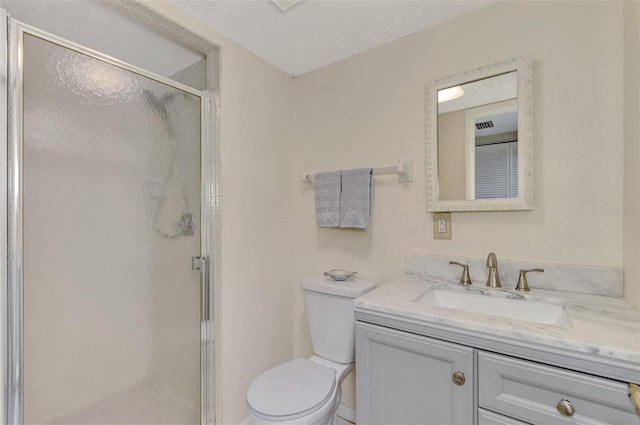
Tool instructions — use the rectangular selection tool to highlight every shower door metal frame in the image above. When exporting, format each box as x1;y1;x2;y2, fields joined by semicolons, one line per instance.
1;16;215;425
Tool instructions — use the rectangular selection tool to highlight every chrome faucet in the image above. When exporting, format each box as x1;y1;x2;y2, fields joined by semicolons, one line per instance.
486;252;501;288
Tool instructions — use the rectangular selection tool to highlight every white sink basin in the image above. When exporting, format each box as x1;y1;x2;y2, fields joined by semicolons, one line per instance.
415;288;572;328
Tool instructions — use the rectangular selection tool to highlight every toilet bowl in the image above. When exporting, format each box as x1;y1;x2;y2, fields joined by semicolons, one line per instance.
247;356;352;425
246;276;376;425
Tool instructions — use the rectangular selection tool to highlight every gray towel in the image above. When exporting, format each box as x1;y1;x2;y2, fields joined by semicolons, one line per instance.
340;168;372;229
315;170;341;227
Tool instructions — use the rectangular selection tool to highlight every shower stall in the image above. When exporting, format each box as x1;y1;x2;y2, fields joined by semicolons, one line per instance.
1;11;215;425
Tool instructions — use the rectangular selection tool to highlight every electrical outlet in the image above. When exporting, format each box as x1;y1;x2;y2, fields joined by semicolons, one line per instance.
433;212;452;239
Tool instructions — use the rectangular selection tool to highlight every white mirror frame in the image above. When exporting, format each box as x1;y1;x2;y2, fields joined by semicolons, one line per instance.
426;56;533;212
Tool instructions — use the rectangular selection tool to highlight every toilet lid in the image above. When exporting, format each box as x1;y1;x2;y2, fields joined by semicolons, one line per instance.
247;359;336;418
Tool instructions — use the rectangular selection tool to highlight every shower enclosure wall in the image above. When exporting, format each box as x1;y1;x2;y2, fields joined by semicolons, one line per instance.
1;11;216;425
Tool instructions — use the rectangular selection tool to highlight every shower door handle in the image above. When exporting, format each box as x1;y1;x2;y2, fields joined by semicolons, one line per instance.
193;256;210;323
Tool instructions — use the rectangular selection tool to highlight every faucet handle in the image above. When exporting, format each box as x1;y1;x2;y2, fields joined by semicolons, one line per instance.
449;261;472;286
515;268;544;291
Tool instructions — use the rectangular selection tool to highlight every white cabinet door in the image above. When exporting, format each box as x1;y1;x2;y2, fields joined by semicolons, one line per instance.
356;322;474;425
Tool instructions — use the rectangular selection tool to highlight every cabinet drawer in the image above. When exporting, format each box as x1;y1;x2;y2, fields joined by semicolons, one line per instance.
478;408;530;425
478;352;640;424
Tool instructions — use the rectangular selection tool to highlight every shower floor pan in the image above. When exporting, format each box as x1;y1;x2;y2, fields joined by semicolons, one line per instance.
44;381;199;425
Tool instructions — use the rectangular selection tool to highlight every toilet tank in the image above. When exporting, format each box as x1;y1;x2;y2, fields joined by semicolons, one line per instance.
302;276;376;363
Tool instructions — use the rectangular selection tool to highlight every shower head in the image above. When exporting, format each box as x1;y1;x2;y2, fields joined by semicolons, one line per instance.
143;89;178;138
143;89;192;139
143;89;172;116
143;89;190;111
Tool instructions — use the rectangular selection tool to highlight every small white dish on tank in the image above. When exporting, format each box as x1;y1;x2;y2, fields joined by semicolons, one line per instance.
323;270;357;281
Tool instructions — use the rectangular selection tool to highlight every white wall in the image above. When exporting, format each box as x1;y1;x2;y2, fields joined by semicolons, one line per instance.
623;0;640;310
292;0;627;411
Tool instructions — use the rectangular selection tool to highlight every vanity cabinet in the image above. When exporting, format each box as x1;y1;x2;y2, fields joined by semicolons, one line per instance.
356;322;474;425
356;321;640;425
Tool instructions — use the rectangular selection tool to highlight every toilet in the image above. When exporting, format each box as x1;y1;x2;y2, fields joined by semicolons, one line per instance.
246;275;376;425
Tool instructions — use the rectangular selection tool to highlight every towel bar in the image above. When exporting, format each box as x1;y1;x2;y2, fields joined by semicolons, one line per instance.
302;158;413;185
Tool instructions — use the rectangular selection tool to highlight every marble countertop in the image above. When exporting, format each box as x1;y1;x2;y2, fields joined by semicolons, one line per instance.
354;276;640;365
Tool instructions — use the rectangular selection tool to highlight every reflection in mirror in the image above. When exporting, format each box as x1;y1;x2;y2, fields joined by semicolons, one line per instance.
426;56;533;212
437;72;517;201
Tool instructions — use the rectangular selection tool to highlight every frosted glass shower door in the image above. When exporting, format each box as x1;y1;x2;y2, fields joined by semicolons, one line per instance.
20;33;203;424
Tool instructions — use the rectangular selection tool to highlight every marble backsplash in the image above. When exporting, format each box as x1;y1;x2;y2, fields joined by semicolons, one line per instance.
406;253;623;297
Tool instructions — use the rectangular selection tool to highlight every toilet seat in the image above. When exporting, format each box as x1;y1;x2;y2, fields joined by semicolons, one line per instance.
247;359;337;421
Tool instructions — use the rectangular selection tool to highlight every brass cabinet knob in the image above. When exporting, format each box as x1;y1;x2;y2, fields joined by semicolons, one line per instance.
556;399;575;417
452;371;465;386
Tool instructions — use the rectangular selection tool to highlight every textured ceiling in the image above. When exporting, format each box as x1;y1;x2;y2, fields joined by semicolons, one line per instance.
170;0;497;77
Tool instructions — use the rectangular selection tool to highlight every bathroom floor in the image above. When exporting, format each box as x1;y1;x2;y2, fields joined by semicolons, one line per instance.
336;417;355;425
45;381;198;425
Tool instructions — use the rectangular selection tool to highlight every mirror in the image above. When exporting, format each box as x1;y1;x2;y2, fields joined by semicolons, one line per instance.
426;56;533;211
